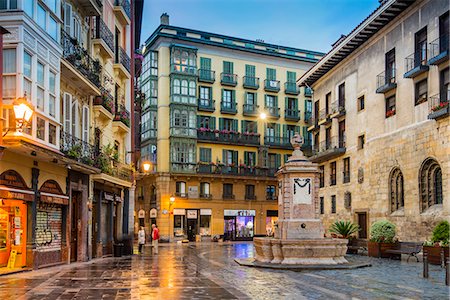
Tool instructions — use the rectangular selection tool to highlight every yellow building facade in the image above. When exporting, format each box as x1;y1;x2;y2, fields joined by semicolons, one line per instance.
136;14;323;241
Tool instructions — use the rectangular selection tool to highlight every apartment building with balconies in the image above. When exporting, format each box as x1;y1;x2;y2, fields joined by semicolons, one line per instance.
300;0;448;242
0;0;140;272
136;14;323;242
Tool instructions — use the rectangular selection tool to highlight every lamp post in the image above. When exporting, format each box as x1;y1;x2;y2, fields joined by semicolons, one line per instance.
3;96;34;137
168;195;175;242
142;161;151;172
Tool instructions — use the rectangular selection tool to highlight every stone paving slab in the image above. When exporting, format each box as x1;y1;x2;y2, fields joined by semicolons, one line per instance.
234;257;372;270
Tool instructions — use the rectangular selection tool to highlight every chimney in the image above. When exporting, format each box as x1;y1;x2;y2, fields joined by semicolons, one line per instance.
160;13;169;25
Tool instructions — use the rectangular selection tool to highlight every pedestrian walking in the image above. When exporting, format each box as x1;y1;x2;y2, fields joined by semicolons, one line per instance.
151;224;159;254
138;226;145;254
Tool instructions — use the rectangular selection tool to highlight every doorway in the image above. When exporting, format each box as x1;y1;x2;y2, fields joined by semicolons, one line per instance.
357;212;367;239
70;191;81;262
224;217;235;241
187;219;198;242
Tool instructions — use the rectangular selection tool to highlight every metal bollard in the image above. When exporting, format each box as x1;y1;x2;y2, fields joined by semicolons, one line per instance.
446;257;449;286
423;251;429;278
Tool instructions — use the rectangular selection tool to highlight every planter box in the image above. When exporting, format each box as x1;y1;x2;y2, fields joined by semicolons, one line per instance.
423;246;449;265
368;241;397;258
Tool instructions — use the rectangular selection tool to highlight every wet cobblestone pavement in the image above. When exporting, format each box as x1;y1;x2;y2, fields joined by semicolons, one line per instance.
0;242;448;299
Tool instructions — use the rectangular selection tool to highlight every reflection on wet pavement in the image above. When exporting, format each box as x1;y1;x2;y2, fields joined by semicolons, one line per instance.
0;242;448;299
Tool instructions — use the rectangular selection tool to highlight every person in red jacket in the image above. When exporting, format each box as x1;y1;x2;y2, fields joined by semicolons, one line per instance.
151;224;159;254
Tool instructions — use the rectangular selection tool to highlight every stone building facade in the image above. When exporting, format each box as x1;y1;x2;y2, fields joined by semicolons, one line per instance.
298;0;448;242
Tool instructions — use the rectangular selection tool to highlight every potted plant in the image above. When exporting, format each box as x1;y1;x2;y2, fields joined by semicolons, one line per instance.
67;144;82;160
368;220;397;258
423;220;449;265
329;220;360;254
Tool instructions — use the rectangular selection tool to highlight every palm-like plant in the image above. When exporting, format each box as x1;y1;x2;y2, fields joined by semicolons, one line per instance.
329;220;360;239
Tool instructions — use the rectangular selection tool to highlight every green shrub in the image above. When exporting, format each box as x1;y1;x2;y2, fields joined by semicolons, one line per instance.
370;220;396;243
431;221;449;244
329;220;360;239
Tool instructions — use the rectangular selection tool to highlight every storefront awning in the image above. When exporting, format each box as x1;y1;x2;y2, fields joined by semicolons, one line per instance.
0;186;34;202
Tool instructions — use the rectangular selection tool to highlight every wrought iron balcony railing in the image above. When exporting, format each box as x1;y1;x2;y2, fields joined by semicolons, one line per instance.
94;89;115;115
264;80;280;92
331;100;345;115
284;82;300;95
264;136;292;148
220;101;237;114
198;99;215;112
243;76;260;89
93;16;115;54
266;106;280;118
221;73;238;86
197;129;260;145
428;34;449;65
115;0;131;19
116;46;131;74
198;69;215;83
285;108;300;121
114;104;130;127
428;91;449;120
376;69;397;93
404;50;429;78
60;131;97;166
61;30;101;87
243;103;259;116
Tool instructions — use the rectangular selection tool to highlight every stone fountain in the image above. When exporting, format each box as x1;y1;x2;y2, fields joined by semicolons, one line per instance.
253;134;348;265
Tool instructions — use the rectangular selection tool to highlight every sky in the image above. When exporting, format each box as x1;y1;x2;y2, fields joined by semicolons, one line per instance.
140;0;381;54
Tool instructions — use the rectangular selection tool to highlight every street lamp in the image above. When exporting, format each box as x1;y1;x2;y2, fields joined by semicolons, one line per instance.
13;97;33;132
259;112;267;120
142;161;151;172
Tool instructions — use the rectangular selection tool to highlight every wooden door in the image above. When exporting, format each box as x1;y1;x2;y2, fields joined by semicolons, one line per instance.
357;213;367;239
70;191;81;262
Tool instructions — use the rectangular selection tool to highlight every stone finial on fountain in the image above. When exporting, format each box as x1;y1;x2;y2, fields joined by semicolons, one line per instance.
289;133;307;161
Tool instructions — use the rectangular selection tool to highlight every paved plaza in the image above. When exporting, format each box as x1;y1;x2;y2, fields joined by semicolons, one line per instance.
0;242;448;299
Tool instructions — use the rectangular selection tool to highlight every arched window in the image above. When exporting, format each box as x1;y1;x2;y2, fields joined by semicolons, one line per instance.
420;158;443;211
181;51;188;65
181;80;188;95
389;168;404;212
173;79;180;95
172;50;181;64
189;81;196;96
188;53;196;66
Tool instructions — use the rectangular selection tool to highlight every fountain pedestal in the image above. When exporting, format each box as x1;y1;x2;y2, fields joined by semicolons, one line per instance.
254;135;348;265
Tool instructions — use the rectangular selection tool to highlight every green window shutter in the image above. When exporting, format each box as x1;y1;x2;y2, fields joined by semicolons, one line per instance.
275;96;278;108
200;57;211;70
285;97;288;111
232;90;236;107
197;116;202;128
275;124;280;137
287;71;296;82
221;88;224;101
295;126;300;135
264;95;268;107
254;93;258;105
294;98;298;110
223;61;233;74
210;117;216;129
284;154;289;163
245;64;255;77
266;68;276;80
232;119;238;131
222;149;227;163
275;154;281;168
244;151;248;165
282;124;287;137
241;120;245;132
219;118;224;130
232;151;238;164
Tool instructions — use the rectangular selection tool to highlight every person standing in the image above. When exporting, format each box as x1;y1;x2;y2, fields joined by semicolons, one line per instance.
151;224;159;254
138;226;146;254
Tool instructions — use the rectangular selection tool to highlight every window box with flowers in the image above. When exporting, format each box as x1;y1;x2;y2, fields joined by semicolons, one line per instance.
241;132;260;145
431;101;449;112
385;109;396;118
218;130;239;143
197;128;216;141
114;106;130;127
94;91;115;115
197;161;213;173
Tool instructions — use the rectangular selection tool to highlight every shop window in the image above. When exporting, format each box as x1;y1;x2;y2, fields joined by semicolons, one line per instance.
200;215;211;236
331;196;336;214
236;215;254;239
175;181;187;198
173;215;185;237
266;185;276;200
245;185;255;200
265;210;278;237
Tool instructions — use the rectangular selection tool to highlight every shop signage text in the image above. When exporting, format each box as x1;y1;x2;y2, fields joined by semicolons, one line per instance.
224;210;255;217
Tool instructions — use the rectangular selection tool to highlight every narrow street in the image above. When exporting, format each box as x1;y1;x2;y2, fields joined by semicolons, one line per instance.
0;242;447;299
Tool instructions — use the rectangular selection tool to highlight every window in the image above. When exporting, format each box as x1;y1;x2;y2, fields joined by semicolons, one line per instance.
358;95;365;111
223;149;238;166
441;68;449;102
48;16;58;40
242;120;257;133
266;185;276;200
23;51;32;98
223;61;233;74
199;148;211;162
419;158;443;212
265;123;278;140
141;110;157;140
48;123;56;145
286;97;297;110
223;183;234;199
200;182;210;197
172;49;196;74
268;153;280;170
222;89;233;108
358;135;365;150
198;115;215;129
24;0;33;16
343;158;350;183
243;151;256;166
3;49;16;99
37;4;46;30
199;86;212;107
385;48;396;83
325;92;331;114
338;82;345;108
331;195;336;214
319;165;325;188
36;117;45;140
266;68;276;81
265;95;276;108
200;214;211;235
385;95;396;118
176;181;187;197
389;168;404;212
320;197;324;214
0;0;17;10
245;185;255;200
220;118;236;131
330;162;336;185
174;215;185;237
245;92;256;105
49;71;56;117
415;79;428;105
415;27;427;66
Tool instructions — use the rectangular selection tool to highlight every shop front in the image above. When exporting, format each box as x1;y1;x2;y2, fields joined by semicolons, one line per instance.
173;208;212;241
265;210;278;237
224;210;255;241
0;170;34;271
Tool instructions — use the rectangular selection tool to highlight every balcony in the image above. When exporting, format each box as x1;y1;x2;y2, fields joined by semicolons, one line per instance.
113;0;131;25
376;69;397;94
114;46;131;79
428;35;449;65
243;104;259;116
330;100;346;117
93;17;115;60
220;101;237;114
285;108;300;121
266;194;277;201
266;107;280;119
222;193;235;200
198;69;215;83
61;30;101;94
284;82;300;95
113;105;130;134
245;194;257;201
200;193;212;199
243;76;260;89
195;163;276;178
170;127;197;138
318;108;331;125
171;162;196;174
221;166;239;175
198;99;215;112
404;51;429;78
60;131;98;167
171;64;196;76
221;73;238;86
98;156;133;182
310;136;346;163
264;80;280;92
304;111;312;125
78;0;102;16
304;87;312;97
302;139;313;153
197;129;260;146
93;89;115;120
428;92;449;120
264;136;292;149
